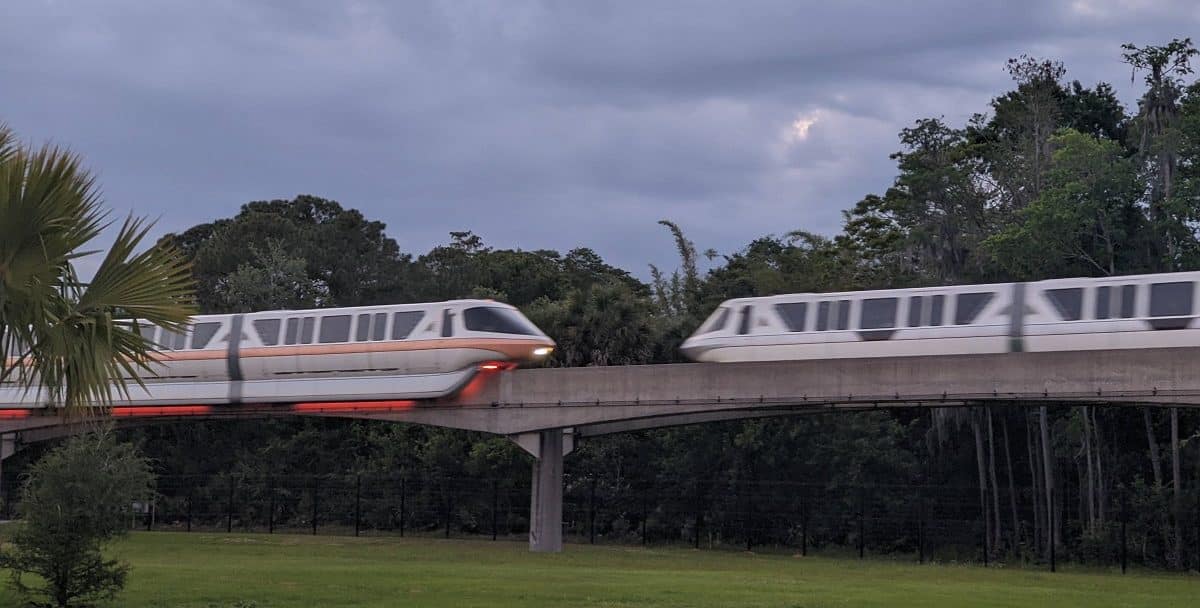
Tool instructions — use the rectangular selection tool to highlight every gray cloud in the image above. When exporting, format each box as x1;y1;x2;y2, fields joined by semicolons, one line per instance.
2;0;1197;279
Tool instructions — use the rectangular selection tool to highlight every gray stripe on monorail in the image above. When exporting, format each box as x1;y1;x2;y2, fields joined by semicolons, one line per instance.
227;314;244;403
1009;283;1025;353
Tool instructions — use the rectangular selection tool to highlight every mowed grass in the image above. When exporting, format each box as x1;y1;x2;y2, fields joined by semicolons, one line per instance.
0;532;1195;607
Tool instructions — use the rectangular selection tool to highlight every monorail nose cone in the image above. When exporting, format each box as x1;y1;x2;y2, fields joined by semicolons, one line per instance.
679;339;703;361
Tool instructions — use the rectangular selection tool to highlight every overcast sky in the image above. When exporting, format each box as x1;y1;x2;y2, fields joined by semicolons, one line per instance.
3;1;1198;277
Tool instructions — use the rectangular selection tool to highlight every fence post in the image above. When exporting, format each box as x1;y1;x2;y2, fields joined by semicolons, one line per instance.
588;478;596;545
226;476;235;533
858;486;865;559
745;482;753;552
399;477;406;538
1120;495;1128;575
268;476;275;534
800;492;808;557
1049;488;1056;573
354;474;362;538
493;479;500;541
186;487;193;533
145;498;153;531
311;476;320;536
443;479;452;539
918;486;925;564
981;488;989;567
641;486;649;546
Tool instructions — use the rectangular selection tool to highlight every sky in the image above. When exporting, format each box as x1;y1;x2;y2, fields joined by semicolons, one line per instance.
3;1;1199;278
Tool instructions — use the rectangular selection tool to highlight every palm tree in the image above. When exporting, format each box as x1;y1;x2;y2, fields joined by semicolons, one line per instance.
0;123;195;409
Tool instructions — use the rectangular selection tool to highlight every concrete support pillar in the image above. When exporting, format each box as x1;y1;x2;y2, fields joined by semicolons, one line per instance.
528;429;563;553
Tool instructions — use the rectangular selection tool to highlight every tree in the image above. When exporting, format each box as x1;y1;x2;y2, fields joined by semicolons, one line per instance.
0;123;194;407
1;428;154;607
165;195;410;312
986;129;1144;278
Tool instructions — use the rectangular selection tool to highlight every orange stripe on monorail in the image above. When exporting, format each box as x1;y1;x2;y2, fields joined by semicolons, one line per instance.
148;337;551;361
0;409;31;419
292;400;417;413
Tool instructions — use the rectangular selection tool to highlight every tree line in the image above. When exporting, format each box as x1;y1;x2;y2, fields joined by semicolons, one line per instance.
10;39;1197;568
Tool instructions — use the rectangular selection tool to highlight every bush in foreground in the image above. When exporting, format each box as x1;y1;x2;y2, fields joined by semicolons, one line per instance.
1;428;154;607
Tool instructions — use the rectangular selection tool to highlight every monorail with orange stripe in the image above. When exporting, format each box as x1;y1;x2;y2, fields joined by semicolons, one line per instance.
2;300;554;407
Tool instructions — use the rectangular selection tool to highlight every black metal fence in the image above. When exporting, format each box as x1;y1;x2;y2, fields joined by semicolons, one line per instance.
89;471;1200;572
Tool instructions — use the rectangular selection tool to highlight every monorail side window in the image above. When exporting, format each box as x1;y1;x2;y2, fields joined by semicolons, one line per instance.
1150;282;1194;317
835;300;851;330
441;309;455;338
816;301;830;331
929;295;945;326
355;314;371;341
907;296;923;327
284;318;300;345
190;322;221;349
1095;286;1111;319
1120;285;1136;318
736;306;752;335
138;324;158;343
391;311;423;339
319;315;351;344
1046;288;1082;321
774;302;807;332
255;319;281;346
300;317;316;344
373;312;388;340
705;307;731;333
954;293;994;325
157;328;187;350
463;307;538;335
861;298;897;329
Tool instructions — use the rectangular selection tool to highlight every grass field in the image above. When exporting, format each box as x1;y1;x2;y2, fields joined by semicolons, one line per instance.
0;532;1195;607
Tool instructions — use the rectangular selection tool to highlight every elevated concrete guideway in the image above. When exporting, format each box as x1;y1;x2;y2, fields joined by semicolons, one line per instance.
2;347;1200;552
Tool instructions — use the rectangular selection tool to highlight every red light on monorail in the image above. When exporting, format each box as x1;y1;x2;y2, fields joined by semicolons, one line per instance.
0;409;31;419
110;405;214;417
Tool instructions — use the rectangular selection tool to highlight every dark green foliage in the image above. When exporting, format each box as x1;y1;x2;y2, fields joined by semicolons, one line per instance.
1;428;154;607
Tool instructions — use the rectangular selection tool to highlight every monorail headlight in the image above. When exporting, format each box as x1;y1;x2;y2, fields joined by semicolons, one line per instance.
533;347;553;357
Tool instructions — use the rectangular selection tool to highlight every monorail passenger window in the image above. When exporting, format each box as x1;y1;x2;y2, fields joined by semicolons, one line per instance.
907;296;923;327
190;323;221;349
255;319;281;346
441;309;455;337
138;324;157;343
463;307;537;335
835;300;850;330
929;295;945;326
1045;289;1082;321
319;315;351;344
373;312;388;340
284;318;300;345
300;317;316;344
355;314;371;341
954;292;994;325
775;302;807;332
1150;282;1194;317
737;306;753;335
861;298;898;329
705;307;732;333
158;328;187;350
391;311;423;339
1095;286;1111;319
1120;285;1136;318
816;301;830;331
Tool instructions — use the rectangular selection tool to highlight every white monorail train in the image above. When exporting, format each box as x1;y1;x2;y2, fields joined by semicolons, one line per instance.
681;272;1200;362
2;300;554;406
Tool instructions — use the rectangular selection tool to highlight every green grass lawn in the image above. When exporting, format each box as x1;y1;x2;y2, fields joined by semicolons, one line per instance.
0;532;1195;607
